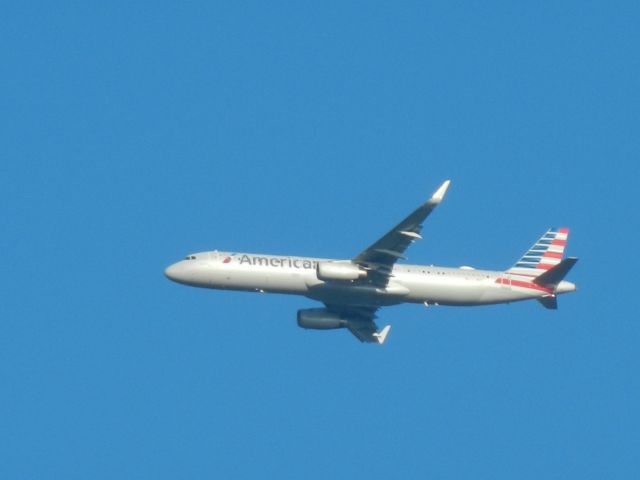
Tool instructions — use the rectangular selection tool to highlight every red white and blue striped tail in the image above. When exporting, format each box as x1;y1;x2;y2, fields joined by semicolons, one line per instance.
507;228;570;277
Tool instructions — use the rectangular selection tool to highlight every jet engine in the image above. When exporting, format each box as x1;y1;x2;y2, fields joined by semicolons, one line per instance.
316;261;367;282
297;308;346;330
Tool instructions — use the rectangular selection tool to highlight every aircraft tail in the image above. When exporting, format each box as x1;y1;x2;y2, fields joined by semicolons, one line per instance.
506;228;578;309
506;228;570;276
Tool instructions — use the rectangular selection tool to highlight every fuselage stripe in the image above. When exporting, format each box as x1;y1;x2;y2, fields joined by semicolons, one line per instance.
495;278;553;294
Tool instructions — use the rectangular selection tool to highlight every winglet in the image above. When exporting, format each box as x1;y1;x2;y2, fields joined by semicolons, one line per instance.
431;180;451;204
373;325;391;345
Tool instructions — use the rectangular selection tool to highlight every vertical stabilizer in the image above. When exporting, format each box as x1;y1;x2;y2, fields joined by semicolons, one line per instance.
507;228;570;276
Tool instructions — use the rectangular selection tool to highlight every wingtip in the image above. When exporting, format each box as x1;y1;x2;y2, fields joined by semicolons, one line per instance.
373;325;391;345
431;179;451;203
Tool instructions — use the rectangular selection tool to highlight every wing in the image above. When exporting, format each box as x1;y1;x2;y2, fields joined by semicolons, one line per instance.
352;180;450;284
325;305;391;344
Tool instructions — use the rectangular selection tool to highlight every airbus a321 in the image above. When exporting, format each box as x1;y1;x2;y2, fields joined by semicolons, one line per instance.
165;180;578;344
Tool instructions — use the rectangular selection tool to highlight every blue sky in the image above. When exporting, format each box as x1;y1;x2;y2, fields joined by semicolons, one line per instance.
1;1;638;478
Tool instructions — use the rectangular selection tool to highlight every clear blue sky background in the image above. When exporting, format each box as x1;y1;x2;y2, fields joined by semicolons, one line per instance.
2;1;638;478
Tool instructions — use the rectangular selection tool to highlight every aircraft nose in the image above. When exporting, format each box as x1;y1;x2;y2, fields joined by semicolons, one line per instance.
165;262;188;284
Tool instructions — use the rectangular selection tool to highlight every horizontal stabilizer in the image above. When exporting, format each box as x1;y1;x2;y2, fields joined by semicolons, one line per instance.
533;257;578;287
538;296;558;310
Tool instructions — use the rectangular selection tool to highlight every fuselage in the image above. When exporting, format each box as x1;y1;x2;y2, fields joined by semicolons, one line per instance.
164;250;576;309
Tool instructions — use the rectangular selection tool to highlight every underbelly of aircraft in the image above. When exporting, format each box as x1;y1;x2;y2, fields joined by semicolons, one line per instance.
305;282;409;307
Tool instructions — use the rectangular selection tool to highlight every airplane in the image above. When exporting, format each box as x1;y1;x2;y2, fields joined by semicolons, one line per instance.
164;180;578;344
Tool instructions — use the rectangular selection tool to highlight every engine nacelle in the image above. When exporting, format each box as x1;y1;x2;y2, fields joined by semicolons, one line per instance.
297;308;346;330
316;261;367;282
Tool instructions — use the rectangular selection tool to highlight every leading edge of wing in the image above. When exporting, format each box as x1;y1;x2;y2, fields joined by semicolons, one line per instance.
352;179;451;275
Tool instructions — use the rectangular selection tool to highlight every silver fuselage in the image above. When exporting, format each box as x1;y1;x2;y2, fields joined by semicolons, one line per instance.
165;251;576;308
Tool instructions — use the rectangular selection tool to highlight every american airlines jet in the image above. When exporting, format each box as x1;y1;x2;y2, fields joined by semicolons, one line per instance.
165;181;577;344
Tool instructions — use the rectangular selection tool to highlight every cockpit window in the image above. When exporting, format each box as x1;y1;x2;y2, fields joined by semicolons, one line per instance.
184;255;197;260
